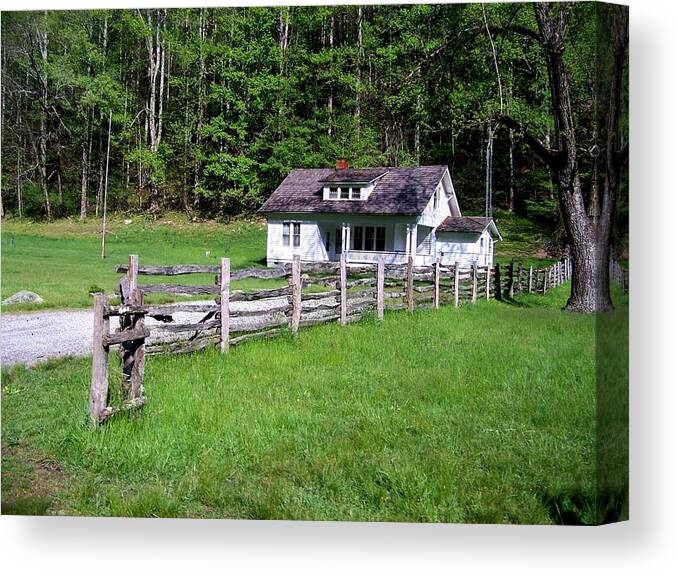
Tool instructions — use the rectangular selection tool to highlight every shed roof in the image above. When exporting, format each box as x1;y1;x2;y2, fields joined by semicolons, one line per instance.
436;216;502;239
258;165;449;216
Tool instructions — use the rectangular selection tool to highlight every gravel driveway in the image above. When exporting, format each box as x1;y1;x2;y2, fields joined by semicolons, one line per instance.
1;297;301;368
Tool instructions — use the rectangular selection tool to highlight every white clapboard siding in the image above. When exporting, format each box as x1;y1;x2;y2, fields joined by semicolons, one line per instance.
437;229;494;268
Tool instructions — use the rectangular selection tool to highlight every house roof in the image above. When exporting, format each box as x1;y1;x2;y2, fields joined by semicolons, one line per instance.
318;168;388;183
259;165;449;216
436;216;502;239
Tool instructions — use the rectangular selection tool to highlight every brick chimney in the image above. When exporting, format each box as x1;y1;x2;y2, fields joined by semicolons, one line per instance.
335;159;349;170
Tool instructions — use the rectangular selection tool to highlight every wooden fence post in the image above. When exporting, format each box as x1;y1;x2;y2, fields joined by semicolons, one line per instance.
433;257;440;309
406;255;414;313
543;267;548;294
128;288;145;399
377;257;385;320
485;265;491;300
340;252;347;325
508;261;515;298
291;255;301;334
471;264;477;304
517;264;523;293
528;266;534;293
89;293;110;424
220;257;230;351
127;254;139;292
494;262;501;300
454;263;460;307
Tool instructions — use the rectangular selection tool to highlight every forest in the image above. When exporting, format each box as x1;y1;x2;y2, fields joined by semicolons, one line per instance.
1;3;626;251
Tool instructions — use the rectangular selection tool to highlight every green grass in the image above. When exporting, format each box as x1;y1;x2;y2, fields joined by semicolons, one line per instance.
1;285;629;523
1;213;268;311
2;212;559;311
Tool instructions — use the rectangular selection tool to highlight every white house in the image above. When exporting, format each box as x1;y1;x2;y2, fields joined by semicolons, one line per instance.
259;162;501;268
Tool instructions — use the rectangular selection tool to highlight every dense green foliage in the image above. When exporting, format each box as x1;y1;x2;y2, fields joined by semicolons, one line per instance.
2;4;571;221
1;284;628;522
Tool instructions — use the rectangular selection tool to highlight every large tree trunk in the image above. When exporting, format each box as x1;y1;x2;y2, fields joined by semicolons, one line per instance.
502;3;627;313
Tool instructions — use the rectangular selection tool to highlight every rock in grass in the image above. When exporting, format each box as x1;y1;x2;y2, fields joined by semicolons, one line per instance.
2;290;44;305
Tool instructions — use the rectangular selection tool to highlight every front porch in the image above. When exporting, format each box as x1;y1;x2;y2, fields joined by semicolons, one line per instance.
319;220;436;267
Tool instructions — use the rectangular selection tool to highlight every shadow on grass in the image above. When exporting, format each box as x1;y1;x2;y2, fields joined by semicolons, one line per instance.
540;490;628;525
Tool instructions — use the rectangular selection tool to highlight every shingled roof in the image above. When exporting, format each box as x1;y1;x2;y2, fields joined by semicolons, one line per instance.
436;216;501;238
259;165;448;215
318;168;388;183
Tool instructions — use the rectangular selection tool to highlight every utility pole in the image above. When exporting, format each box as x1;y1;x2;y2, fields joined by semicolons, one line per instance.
100;109;112;259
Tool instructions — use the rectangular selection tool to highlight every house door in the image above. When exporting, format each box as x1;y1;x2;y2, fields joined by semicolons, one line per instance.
333;228;343;260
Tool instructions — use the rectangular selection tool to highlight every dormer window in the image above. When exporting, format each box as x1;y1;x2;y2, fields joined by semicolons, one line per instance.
350;187;361;200
324;185;367;200
340;187;350;199
329;187;338;199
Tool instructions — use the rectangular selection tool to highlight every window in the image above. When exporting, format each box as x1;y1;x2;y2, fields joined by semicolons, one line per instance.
351;226;386;251
376;227;386;251
340;187;350;199
364;226;375;251
282;222;290;246
433;188;440;209
353;226;363;250
325;232;331;252
480;237;484;249
292;223;301;247
329;187;338;199
350;187;362;200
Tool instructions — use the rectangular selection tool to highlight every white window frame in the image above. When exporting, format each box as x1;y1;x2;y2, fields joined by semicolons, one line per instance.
292;222;301;247
282;221;301;248
282;222;290;246
351;225;387;251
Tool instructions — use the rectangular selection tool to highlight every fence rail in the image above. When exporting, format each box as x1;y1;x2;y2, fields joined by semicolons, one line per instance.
89;254;579;424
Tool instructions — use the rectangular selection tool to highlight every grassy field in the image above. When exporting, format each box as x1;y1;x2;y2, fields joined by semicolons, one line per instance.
1;214;268;310
1;284;628;523
1;212;552;311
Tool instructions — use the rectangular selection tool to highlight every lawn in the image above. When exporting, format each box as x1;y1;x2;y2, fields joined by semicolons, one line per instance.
1;214;268;310
1;211;554;312
1;284;629;523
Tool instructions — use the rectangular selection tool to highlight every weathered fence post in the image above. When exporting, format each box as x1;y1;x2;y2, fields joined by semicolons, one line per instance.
471;264;477;304
340;252;347;325
432;257;440;309
508;261;515;298
220;257;230;351
454;263;460;307
376;257;385;320
542;267;548;294
517;264;523;293
485;265;491;300
406;256;414;313
89;293;110;424
127;254;139;291
291;255;301;334
127;288;146;400
528;266;534;293
494;262;501;300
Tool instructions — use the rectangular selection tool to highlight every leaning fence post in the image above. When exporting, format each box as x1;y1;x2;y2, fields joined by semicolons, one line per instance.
220;257;230;352
406;256;414;313
376;257;385;320
485;265;491;300
291;255;301;334
508;261;515;298
433;256;441;309
89;293;110;424
494;263;501;300
454;263;460;307
471;264;477;304
340;252;347;325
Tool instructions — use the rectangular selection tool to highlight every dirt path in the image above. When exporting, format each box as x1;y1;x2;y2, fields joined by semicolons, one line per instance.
1;298;296;368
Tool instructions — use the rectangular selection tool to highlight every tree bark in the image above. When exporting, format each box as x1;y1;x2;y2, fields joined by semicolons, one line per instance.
501;3;628;312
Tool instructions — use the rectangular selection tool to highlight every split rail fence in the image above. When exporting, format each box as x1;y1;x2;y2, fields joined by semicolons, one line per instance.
89;253;572;424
